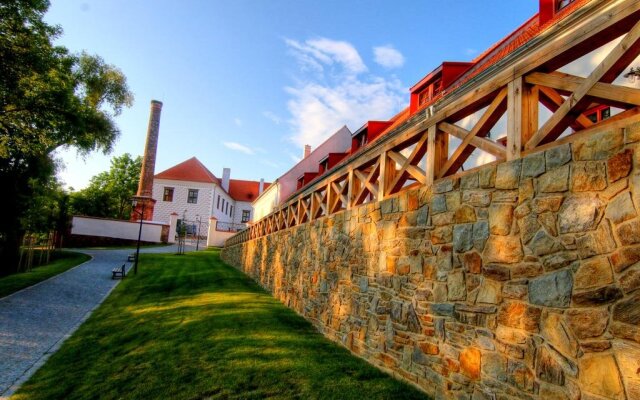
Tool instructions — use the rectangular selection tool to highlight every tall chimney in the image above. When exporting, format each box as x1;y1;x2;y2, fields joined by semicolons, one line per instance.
222;167;231;192
303;144;311;159
259;178;264;194
132;100;162;221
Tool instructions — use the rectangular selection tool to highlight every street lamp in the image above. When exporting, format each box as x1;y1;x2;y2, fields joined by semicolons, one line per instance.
131;196;151;275
195;215;202;251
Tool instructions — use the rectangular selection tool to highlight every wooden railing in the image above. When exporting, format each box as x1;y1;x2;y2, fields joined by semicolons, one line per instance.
226;0;640;248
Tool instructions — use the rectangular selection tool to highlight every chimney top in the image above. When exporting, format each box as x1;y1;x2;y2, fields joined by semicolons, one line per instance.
303;145;311;159
222;167;231;192
259;178;265;194
151;99;163;106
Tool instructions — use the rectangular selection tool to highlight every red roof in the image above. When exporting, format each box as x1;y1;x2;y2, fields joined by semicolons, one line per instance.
228;179;271;202
154;157;220;184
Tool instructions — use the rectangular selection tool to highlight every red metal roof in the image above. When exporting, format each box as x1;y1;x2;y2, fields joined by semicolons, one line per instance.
154;157;220;184
228;179;271;202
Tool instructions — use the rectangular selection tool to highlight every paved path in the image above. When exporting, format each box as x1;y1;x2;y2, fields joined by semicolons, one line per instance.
0;245;190;398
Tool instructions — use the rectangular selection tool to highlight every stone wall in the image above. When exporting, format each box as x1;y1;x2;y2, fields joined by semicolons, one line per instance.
222;124;640;400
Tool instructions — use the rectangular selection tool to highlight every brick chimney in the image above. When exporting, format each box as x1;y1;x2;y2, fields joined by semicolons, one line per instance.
132;100;162;221
222;167;231;192
259;178;264;194
303;144;311;159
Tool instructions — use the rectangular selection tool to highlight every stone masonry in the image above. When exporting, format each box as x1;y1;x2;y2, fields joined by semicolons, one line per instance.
222;123;640;400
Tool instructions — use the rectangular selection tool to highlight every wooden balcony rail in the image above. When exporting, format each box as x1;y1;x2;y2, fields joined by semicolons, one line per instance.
226;0;640;247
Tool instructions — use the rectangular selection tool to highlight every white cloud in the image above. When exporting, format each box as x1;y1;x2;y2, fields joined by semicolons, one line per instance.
286;37;367;76
223;141;254;155
465;48;478;56
234;118;243;126
284;37;406;149
373;45;405;69
262;111;282;124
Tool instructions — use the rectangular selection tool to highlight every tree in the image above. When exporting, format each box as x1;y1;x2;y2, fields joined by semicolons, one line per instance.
70;153;142;219
0;0;133;275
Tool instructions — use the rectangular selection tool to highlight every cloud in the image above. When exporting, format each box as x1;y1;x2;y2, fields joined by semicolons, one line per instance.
260;159;281;168
373;45;405;69
284;37;406;149
465;48;478;56
234;118;243;127
286;37;367;76
262;111;282;124
223;142;254;155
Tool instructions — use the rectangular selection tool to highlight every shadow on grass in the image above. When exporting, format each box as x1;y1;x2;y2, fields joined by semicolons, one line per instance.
13;250;428;400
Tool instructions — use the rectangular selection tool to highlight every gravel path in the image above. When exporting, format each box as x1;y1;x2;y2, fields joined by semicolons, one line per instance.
0;245;189;398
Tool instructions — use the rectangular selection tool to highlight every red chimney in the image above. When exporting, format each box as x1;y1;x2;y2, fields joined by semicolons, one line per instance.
132;100;162;221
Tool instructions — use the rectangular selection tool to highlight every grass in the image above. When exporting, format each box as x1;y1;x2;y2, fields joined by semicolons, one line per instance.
0;251;91;298
83;243;172;250
12;249;427;400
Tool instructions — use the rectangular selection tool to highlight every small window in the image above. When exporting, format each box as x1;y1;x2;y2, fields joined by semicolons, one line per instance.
557;0;575;11
225;202;229;215
163;187;174;202
187;189;198;204
242;210;250;223
222;198;225;210
601;107;611;120
230;205;234;216
217;195;220;209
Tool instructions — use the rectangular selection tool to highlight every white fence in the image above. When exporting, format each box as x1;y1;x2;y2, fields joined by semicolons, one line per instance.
71;216;167;243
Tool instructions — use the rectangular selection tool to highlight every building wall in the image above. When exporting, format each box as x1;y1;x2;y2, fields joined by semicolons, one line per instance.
222;125;640;399
232;200;254;225
252;183;280;221
278;126;352;203
71;216;165;243
210;185;236;223
152;178;215;224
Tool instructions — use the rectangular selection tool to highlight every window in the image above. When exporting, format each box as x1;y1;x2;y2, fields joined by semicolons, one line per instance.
187;189;198;204
557;0;575;11
217;195;220;209
242;210;250;223
222;198;225;211
163;187;174;202
230;205;234;217
225;202;229;215
585;107;611;124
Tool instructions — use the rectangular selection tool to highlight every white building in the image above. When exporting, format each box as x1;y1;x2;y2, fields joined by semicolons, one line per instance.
152;157;267;230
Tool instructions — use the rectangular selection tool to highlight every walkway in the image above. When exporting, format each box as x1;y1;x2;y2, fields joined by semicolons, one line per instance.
0;245;188;398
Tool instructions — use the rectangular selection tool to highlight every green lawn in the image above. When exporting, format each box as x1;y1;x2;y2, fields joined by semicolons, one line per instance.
0;251;91;298
13;249;427;400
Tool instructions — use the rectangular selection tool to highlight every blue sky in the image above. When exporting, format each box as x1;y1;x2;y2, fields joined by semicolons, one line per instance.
46;0;539;189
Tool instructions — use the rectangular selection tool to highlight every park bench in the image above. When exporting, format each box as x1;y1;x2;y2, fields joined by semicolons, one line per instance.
127;253;136;262
112;264;126;279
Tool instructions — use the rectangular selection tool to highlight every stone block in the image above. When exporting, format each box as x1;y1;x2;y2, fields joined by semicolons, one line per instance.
432;212;454;226
536;346;565;386
416;204;429;226
462;190;491;207
430;303;454;317
502;281;528;299
572;285;623;306
507;359;535;392
627;121;640;143
619;263;640;294
431;226;452;244
522;151;546;178
529;269;573;308
472;221;489;251
448;270;466;301
518;214;540;244
541;312;579;358
519;178;535;204
483;235;523;264
532;195;564;214
495;159;522;189
482;352;507;382
608;149;633;182
512;261;543;278
546;143;572;169
498;301;541;332
538;164;570;193
576;221;617;259
461;172;479;189
462;251;482;274
610;245;640;273
558;196;603;233
616;218;640;245
489;204;513;236
528;230;564;257
573;129;624;161
605;191;636;225
476;278;501;304
433;178;455;194
578;354;625;399
482;263;510;281
431;194;447;214
543;252;578;272
574;257;613;290
613;290;640;327
459;347;481;380
454;204;476;224
566;307;609;339
453;224;474;253
571;161;607;192
479;165;496;188
613;341;640;400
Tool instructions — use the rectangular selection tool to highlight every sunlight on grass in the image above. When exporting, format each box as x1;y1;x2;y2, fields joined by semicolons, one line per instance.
13;249;428;400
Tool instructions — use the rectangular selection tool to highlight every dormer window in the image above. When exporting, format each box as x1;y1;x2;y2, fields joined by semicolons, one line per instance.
557;0;575;11
319;157;329;174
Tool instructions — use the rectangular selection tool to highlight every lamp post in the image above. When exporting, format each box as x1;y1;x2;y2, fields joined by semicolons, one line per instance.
131;196;150;275
195;215;202;251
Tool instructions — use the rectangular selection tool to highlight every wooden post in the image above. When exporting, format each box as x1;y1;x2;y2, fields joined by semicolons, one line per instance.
507;77;523;160
378;151;394;200
426;125;437;187
346;169;354;210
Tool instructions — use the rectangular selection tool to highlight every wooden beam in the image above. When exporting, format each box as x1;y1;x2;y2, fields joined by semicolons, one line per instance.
438;88;507;177
526;71;640;107
537;85;594;130
438;122;506;159
527;17;640;149
507;77;523;160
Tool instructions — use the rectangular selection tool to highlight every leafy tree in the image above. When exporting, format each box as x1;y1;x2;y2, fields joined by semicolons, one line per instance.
70;153;142;219
0;0;133;275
